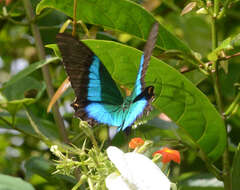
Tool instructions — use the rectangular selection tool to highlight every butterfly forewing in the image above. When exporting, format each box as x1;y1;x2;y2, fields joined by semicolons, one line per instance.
56;34;124;122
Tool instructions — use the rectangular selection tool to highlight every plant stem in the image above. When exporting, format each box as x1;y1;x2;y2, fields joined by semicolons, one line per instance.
212;66;223;112
211;5;232;190
222;144;232;190
214;0;220;17
72;0;77;37
22;0;69;143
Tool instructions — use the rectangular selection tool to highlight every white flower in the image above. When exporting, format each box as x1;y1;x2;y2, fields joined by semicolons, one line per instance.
105;146;171;190
50;145;63;158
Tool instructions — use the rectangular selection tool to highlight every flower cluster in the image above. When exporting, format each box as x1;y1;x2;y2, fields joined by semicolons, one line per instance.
50;135;180;190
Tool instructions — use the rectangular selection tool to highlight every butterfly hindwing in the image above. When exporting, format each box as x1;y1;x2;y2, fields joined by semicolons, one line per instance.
120;23;159;130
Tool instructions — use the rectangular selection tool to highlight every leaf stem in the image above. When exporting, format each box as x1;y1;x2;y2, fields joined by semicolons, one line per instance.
22;0;69;143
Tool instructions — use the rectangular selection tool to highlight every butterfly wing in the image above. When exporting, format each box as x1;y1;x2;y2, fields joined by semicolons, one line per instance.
56;33;124;125
120;23;159;130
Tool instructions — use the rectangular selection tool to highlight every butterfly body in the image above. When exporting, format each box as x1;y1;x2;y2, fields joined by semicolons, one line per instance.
56;23;159;131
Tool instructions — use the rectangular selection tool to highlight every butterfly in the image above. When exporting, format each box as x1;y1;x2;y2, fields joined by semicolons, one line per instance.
56;23;159;131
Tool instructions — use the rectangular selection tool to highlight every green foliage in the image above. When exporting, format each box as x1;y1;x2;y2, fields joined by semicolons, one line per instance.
36;0;191;52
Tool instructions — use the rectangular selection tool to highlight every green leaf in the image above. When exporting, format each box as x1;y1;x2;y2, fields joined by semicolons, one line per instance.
0;174;35;190
232;143;240;190
208;33;240;61
1;57;60;89
50;39;226;161
0;77;45;115
36;0;191;53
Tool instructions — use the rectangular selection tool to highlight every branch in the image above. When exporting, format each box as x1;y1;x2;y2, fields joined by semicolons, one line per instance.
22;0;69;143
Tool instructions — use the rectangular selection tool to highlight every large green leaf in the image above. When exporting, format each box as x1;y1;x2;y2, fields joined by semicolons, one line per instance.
51;39;225;161
0;174;35;190
36;0;191;53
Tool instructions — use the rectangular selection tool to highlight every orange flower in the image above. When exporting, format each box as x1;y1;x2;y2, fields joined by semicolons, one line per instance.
153;147;180;164
129;137;144;149
6;0;12;5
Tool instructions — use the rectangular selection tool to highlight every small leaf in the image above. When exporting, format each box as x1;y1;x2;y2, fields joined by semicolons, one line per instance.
0;174;35;190
208;33;240;61
45;44;62;58
181;2;197;16
1;57;59;89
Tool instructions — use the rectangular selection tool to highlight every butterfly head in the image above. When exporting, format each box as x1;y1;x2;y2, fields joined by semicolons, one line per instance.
145;86;155;100
133;86;154;103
